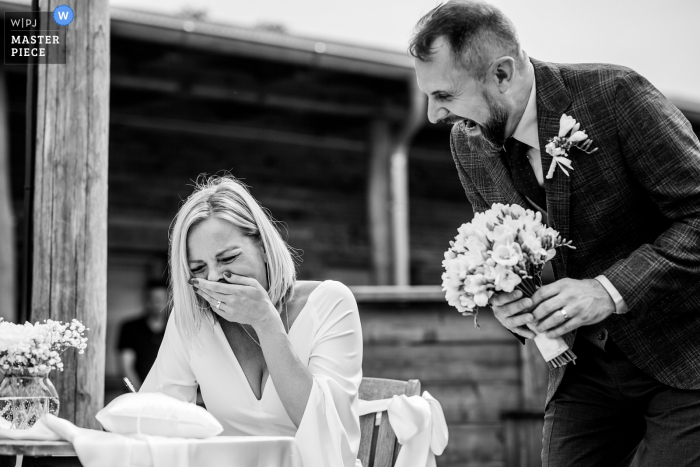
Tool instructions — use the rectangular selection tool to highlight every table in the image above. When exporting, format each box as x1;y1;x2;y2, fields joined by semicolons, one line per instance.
0;441;80;466
0;436;304;467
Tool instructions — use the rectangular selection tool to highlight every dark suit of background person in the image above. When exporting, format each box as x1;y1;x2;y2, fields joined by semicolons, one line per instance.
117;280;168;389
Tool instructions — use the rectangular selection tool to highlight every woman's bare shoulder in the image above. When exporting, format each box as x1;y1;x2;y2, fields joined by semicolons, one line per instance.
286;281;323;325
292;281;323;304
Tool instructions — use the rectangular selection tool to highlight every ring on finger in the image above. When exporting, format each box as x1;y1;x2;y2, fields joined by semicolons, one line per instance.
559;308;569;320
216;300;221;310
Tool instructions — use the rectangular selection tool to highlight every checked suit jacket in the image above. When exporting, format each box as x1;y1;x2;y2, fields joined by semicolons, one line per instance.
450;58;700;407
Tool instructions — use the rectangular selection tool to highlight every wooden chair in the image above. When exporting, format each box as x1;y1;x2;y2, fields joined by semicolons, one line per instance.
358;377;421;467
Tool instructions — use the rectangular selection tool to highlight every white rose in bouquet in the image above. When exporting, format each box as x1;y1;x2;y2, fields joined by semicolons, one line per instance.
441;203;577;369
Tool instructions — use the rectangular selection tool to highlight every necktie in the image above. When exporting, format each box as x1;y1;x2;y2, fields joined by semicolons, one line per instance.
503;138;547;210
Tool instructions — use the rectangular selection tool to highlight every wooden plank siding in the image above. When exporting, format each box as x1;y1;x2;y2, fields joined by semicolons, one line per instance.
104;121;461;285
355;297;524;466
3;14;460;292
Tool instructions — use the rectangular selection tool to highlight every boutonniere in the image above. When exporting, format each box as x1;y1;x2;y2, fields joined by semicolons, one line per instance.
545;114;598;179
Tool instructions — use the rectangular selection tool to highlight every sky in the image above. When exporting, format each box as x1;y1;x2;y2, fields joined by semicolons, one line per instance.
107;0;700;102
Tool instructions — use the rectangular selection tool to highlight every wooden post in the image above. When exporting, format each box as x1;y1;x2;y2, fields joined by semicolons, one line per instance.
502;268;551;466
390;145;409;286
520;266;552;410
31;0;110;429
520;341;549;410
367;80;425;286
368;119;393;285
389;79;425;286
0;66;15;322
502;411;545;467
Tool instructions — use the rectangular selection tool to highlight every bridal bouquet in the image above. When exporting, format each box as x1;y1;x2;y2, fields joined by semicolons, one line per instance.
0;319;88;375
441;203;577;369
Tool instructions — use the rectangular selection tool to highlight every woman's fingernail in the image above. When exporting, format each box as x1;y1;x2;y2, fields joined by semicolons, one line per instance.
223;271;231;278
189;278;198;287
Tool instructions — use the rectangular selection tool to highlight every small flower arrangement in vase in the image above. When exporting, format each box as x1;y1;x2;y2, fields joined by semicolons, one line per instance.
0;319;88;429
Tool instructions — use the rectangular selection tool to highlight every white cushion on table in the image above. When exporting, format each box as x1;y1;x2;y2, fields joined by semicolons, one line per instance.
96;392;223;438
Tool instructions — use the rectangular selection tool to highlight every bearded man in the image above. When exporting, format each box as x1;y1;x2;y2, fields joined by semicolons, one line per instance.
410;1;700;465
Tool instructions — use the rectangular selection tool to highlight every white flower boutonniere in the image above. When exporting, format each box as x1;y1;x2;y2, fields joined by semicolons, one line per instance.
545;114;598;179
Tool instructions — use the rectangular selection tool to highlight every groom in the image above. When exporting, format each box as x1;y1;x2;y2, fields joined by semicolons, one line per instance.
411;1;700;465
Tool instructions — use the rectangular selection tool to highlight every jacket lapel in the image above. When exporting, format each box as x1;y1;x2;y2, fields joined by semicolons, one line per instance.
532;58;573;277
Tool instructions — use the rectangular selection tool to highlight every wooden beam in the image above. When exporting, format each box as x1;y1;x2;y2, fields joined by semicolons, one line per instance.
367;119;392;285
32;0;110;429
109;8;414;80
110;75;407;120
0;65;15;322
110;113;366;152
349;285;444;302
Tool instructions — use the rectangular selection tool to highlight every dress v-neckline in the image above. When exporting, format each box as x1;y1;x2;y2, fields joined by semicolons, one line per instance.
216;322;269;402
213;281;325;403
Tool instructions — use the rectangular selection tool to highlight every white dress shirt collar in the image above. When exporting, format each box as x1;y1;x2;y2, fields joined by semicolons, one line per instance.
511;75;539;150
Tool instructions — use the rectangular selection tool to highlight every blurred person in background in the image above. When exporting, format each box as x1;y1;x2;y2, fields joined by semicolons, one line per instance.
117;279;169;389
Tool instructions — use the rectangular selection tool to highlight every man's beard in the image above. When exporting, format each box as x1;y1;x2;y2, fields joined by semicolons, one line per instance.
464;93;509;156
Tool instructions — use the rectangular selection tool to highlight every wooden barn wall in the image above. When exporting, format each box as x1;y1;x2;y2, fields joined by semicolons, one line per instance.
109;124;368;279
359;299;522;467
108;123;465;282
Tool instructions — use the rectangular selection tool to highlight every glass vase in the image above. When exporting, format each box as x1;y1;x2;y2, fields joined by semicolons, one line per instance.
0;369;60;429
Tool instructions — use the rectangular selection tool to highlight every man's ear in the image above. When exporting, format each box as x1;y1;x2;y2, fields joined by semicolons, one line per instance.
491;56;516;92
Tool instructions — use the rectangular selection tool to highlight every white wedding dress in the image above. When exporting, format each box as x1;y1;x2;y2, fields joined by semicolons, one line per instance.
140;280;363;467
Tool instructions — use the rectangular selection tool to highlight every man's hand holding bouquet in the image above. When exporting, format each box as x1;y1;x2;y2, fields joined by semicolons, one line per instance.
441;203;577;369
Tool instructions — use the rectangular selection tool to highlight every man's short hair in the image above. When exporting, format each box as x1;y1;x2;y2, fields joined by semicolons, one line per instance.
409;0;523;80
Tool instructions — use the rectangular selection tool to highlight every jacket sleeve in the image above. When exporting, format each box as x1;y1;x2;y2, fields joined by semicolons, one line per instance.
450;127;491;215
603;70;700;314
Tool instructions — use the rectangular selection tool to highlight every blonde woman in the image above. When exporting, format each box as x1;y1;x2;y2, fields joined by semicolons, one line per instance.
140;176;363;467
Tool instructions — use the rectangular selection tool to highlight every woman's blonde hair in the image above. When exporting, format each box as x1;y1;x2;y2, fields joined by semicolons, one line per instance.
169;175;297;342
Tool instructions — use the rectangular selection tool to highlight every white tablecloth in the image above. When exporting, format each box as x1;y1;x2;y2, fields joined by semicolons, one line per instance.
117;435;304;467
0;415;304;467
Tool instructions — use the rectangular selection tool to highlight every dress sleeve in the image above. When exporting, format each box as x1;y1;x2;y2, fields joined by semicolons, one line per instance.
295;281;364;467
139;312;198;403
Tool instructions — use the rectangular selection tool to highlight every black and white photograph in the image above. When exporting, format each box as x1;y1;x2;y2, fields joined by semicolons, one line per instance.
0;1;699;466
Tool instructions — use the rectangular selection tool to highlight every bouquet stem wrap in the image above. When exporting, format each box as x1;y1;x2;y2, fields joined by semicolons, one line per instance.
518;280;576;370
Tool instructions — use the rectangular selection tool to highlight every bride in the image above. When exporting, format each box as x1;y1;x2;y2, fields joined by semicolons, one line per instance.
140;175;363;467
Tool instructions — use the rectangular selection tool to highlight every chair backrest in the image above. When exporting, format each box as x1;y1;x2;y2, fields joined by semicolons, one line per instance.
358;377;421;467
